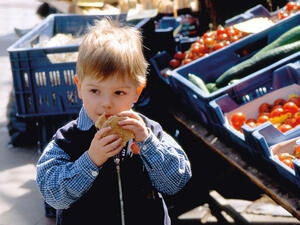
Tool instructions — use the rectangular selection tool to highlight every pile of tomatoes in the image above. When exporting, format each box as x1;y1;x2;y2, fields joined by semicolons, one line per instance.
168;25;249;69
230;95;300;133
277;145;300;169
276;1;300;20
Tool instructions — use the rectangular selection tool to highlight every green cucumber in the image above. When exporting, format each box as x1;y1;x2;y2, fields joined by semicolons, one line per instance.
216;40;300;88
188;73;210;94
255;25;300;57
228;79;240;85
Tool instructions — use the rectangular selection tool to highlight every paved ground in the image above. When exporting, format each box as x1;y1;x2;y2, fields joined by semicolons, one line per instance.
0;1;55;224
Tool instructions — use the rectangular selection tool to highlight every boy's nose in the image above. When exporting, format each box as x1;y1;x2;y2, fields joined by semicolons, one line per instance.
101;96;112;109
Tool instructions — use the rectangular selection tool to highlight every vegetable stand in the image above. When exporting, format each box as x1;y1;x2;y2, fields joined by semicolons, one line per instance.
169;101;300;220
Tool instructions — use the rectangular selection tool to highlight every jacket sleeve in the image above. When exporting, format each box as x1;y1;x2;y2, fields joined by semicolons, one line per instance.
36;140;100;209
138;115;192;195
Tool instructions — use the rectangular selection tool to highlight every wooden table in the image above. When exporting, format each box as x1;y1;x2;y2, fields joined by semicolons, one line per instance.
170;105;300;220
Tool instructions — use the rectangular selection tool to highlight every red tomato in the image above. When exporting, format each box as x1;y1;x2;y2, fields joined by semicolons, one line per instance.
230;112;246;130
278;124;293;133
293;145;300;159
295;114;300;126
203;37;215;48
214;42;225;50
269;107;285;118
173;51;185;60
273;98;287;107
191;44;200;54
284;117;297;127
182;58;192;65
259;112;270;117
297;2;300;10
283;102;298;115
231;35;240;42
224;40;231;46
216;26;226;35
169;59;180;69
282;158;294;169
286;1;297;11
225;27;237;37
196;38;204;45
203;31;214;39
259;103;271;113
277;152;294;161
217;33;229;41
246;121;256;128
277;11;289;20
288;96;300;107
257;114;269;123
192;44;207;55
246;118;257;123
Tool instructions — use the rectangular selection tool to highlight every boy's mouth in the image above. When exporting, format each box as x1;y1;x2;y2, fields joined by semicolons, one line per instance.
99;113;112;119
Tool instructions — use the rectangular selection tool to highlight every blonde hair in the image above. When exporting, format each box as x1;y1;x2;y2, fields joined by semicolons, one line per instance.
76;18;148;86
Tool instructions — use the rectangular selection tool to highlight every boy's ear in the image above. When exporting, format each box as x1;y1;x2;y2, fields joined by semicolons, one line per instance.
136;82;146;96
134;82;146;103
74;75;82;99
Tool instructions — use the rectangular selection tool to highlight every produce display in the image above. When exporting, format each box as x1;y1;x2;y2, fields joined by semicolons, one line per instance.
156;2;300;190
187;25;300;92
276;146;300;169
169;25;249;69
275;1;300;20
169;1;300;70
230;95;300;133
270;136;300;170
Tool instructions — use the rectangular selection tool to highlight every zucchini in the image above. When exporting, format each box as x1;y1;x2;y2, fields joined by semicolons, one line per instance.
216;40;300;88
206;83;218;93
255;25;300;57
188;73;210;94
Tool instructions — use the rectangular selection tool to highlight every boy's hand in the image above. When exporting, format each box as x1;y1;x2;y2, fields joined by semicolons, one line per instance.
117;111;149;143
88;127;124;167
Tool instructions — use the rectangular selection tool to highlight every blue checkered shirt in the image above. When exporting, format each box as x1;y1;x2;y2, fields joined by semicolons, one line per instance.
36;108;192;209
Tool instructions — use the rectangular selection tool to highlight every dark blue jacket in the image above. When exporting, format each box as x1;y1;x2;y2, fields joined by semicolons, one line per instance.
54;115;166;225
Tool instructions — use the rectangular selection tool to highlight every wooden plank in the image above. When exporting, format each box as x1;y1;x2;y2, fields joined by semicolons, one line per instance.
172;108;300;220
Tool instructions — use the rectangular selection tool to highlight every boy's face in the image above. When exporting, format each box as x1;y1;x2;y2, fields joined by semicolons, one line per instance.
75;75;140;122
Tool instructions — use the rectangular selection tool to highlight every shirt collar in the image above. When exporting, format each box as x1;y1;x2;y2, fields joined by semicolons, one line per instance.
77;107;94;131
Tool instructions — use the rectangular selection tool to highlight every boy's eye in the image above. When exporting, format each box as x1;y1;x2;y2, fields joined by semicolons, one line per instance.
115;91;125;95
90;89;99;94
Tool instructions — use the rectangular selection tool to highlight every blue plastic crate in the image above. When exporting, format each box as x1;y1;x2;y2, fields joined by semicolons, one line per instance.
157;16;181;30
169;12;300;126
259;137;300;188
149;51;173;85
225;4;272;27
155;15;199;54
294;158;300;179
7;14;150;118
251;123;300;159
272;156;300;188
209;59;300;156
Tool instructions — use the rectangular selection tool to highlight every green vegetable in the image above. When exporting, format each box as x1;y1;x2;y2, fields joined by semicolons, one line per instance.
254;25;300;57
188;73;210;94
216;40;300;88
228;79;240;85
206;83;218;93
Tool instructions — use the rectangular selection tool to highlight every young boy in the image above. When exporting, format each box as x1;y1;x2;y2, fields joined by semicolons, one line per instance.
36;18;192;225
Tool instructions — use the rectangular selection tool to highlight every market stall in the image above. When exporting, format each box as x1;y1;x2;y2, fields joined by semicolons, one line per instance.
6;0;300;223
